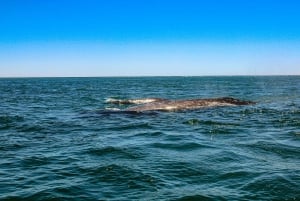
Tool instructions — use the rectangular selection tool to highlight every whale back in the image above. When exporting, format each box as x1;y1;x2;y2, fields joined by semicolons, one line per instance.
214;97;256;105
124;97;255;112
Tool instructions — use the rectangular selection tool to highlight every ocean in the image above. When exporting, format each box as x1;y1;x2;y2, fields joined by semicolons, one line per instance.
0;76;299;200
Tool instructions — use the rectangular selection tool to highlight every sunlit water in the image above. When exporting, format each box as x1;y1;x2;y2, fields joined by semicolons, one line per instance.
0;76;299;200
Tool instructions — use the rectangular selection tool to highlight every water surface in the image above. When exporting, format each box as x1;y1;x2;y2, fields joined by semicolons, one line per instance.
0;76;299;200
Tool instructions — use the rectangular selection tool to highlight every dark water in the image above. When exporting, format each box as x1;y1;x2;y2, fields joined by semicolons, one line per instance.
0;76;299;201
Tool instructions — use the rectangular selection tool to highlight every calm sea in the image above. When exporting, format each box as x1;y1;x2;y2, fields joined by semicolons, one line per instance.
0;76;299;200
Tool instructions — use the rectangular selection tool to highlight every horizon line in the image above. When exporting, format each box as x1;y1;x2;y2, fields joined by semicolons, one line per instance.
0;74;299;79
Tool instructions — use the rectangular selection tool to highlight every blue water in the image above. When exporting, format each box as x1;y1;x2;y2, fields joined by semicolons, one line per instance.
0;76;299;200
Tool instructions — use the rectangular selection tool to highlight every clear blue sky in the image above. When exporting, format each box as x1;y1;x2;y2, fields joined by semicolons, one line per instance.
1;0;300;77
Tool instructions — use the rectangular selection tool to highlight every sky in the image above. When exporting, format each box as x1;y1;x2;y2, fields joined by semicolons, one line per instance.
0;0;300;77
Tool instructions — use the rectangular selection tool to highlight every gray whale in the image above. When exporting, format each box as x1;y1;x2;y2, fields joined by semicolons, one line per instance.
106;97;255;112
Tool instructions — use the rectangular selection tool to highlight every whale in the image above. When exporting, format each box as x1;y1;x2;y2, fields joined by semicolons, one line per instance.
106;97;255;112
105;97;166;105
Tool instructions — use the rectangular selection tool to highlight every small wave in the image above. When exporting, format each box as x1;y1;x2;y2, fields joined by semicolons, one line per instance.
79;164;160;190
0;115;24;124
206;128;237;135
171;194;214;201
0;115;25;130
18;185;90;201
79;109;159;118
247;141;300;160
86;146;144;159
183;119;240;126
0;142;28;151
16;124;45;133
272;117;300;127
150;142;208;151
290;131;300;136
20;155;50;168
218;170;259;180
133;131;164;138
109;122;152;131
240;174;299;200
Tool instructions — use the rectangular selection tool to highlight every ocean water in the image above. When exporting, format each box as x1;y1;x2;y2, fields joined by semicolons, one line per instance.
0;76;299;201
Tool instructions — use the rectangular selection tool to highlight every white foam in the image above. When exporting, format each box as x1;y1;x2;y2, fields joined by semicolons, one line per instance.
105;107;121;111
105;98;161;104
105;98;119;103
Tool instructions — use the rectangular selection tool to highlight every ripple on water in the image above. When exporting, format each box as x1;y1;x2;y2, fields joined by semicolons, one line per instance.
16;123;46;133
85;146;145;159
131;131;165;138
78;164;161;191
0;114;25;130
171;194;215;201
108;122;153;131
245;140;300;160
240;173;300;200
20;155;51;168
0;141;28;152
183;119;241;127
150;141;210;152
10;186;96;201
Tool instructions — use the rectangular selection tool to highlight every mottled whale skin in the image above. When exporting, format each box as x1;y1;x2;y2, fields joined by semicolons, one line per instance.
106;97;255;112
